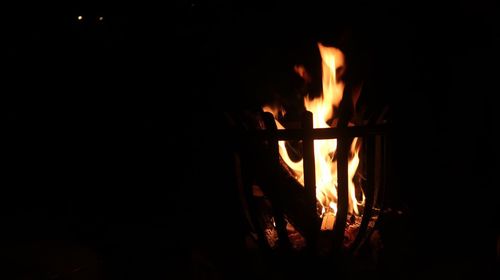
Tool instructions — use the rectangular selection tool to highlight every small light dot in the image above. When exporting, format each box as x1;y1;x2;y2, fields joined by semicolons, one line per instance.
77;15;83;21
98;16;104;21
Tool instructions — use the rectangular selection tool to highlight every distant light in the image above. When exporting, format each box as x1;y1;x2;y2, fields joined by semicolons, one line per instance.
77;15;83;21
98;16;104;21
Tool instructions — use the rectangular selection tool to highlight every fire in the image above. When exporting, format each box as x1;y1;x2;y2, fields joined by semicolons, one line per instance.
263;43;364;222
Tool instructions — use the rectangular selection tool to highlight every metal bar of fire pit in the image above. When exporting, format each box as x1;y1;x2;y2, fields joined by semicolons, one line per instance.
302;111;319;250
349;135;376;252
250;124;389;141
331;136;350;251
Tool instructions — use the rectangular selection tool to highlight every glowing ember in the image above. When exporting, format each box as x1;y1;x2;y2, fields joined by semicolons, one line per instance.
263;43;364;225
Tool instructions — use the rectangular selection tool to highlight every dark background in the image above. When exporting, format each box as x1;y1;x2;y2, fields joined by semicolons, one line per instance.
3;1;498;279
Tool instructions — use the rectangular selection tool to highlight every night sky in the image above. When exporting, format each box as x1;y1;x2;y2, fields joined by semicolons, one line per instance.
3;1;499;279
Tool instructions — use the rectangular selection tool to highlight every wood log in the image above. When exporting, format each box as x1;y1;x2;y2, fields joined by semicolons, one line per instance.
254;159;320;246
228;110;318;249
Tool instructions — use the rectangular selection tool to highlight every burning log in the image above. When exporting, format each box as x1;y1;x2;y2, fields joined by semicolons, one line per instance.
261;112;291;249
251;126;321;247
228;110;319;249
321;212;336;231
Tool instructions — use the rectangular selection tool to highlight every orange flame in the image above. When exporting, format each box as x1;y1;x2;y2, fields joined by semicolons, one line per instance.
263;43;364;219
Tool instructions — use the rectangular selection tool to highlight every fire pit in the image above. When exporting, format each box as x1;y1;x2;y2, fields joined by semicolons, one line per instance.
226;42;390;259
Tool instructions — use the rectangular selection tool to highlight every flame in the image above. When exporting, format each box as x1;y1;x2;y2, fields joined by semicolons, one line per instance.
264;43;364;219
